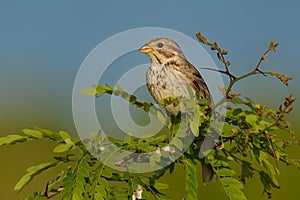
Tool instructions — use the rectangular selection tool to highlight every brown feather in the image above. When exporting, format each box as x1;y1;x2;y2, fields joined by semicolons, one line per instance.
141;38;215;184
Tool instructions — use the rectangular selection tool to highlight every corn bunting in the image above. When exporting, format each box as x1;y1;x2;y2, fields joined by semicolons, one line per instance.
139;38;215;184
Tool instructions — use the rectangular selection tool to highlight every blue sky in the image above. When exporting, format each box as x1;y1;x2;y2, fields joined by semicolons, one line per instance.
0;0;299;133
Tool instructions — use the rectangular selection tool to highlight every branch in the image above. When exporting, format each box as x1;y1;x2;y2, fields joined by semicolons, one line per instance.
43;184;63;199
196;36;284;108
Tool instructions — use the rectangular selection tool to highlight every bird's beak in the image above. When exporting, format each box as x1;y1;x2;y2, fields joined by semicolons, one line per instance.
139;45;153;54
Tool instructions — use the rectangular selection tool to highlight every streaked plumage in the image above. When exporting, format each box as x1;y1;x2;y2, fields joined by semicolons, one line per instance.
140;38;215;184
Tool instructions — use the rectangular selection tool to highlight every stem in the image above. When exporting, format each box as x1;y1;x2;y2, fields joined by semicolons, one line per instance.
201;67;236;79
213;49;272;108
219;51;232;80
44;187;63;199
254;49;271;71
264;132;279;168
138;177;160;199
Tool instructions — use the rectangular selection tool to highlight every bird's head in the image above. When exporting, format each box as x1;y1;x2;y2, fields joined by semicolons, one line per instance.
139;38;185;64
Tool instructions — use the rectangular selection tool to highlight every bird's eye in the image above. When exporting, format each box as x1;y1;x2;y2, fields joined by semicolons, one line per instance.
157;42;164;48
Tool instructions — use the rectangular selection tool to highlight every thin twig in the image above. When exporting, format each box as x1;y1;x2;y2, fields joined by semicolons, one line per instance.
201;67;237;79
43;186;63;199
263;132;279;168
213;48;274;108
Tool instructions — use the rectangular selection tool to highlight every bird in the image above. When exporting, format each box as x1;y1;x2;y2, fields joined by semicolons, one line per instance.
139;38;215;184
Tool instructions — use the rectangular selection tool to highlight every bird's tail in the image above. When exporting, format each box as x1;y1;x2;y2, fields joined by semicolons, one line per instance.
201;161;215;185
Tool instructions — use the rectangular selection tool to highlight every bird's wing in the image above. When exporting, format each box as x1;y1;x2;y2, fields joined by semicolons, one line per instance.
171;59;211;101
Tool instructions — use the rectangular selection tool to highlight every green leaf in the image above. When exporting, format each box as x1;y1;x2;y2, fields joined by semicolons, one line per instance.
123;134;132;143
34;127;61;141
227;189;247;200
114;83;124;92
23;129;43;139
94;84;106;94
232;108;243;116
189;109;200;137
262;159;279;186
150;153;161;166
186;83;196;99
14;162;58;192
53;144;72;153
245;114;259;126
90;84;114;95
98;84;113;94
64;138;75;146
232;97;244;104
245;97;256;105
14;174;31;192
154;182;169;190
90;164;105;199
172;137;184;150
222;177;243;189
59;131;71;140
0;135;29;146
241;161;254;183
184;158;198;200
26;163;51;173
81;88;96;96
217;168;236;177
189;120;199;137
102;168;112;178
64;155;90;200
219;175;247;200
259;171;280;197
62;170;74;200
222;122;233;137
95;185;107;198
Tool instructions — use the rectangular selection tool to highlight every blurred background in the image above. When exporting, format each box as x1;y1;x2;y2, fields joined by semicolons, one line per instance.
0;1;299;199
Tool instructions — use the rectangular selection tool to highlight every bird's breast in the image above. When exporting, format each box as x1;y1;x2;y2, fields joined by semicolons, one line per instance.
146;64;193;102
